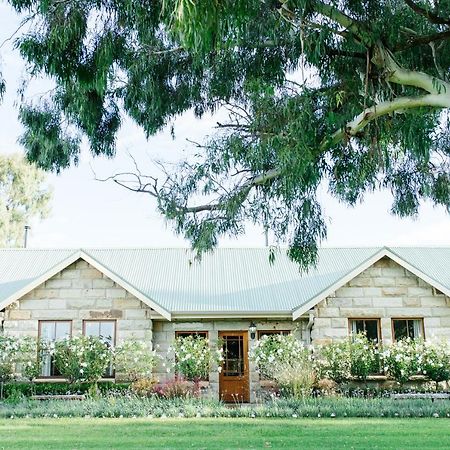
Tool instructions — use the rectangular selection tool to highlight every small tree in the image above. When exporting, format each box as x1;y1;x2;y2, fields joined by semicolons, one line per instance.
114;339;157;382
54;336;111;388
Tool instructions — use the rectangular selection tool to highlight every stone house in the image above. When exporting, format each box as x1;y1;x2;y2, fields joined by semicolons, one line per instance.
0;247;449;402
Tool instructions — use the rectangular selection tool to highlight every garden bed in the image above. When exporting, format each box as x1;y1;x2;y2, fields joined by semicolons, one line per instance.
1;396;450;419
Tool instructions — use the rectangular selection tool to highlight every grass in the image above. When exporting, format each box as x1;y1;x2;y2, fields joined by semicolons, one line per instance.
0;417;449;449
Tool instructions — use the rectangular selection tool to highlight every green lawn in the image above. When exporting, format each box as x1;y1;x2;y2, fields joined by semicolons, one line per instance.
0;418;449;449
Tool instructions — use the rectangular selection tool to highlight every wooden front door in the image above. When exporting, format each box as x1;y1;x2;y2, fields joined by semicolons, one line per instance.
219;331;249;403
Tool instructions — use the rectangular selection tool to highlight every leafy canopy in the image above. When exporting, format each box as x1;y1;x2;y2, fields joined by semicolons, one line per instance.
2;0;450;268
0;153;51;247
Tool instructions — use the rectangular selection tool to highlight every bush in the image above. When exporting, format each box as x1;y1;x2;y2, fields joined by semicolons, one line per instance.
130;378;158;397
348;334;380;381
0;335;23;384
250;334;315;398
382;338;420;385
167;335;223;381
314;340;351;383
419;339;450;387
114;340;157;382
152;377;195;399
53;336;111;385
315;334;379;383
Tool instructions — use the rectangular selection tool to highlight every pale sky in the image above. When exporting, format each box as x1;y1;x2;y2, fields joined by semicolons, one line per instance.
0;5;449;250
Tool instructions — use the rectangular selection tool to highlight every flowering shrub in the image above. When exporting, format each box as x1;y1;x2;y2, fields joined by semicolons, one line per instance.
250;334;306;378
418;339;450;386
382;338;420;385
114;339;157;382
0;335;42;385
167;335;223;381
315;334;379;382
0;335;22;384
315;340;351;383
250;334;315;397
348;334;380;381
53;336;111;385
16;337;42;382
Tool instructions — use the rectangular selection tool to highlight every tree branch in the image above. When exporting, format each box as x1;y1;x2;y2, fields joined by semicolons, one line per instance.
404;0;450;25
394;29;450;52
372;44;450;94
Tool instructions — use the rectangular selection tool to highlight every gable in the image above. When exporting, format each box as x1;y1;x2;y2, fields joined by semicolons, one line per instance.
0;251;171;320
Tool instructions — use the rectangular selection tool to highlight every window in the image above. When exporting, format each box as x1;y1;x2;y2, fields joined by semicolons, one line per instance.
175;331;208;339
349;319;380;342
83;320;116;377
257;330;291;339
392;319;424;341
39;321;71;377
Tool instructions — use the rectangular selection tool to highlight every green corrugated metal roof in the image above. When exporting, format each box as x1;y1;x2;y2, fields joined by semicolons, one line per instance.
0;247;449;316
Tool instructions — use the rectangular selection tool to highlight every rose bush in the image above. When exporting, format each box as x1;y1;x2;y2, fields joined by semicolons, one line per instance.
381;338;421;385
314;340;351;383
417;339;450;387
0;334;21;385
167;335;223;381
348;334;380;381
315;334;380;383
53;335;111;385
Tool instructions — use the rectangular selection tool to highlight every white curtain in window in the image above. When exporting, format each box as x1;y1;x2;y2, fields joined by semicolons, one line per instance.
413;320;422;338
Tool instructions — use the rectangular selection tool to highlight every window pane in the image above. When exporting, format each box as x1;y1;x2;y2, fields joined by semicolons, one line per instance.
55;322;70;341
354;320;365;334
365;320;379;342
99;322;114;345
40;322;55;341
412;320;423;338
407;320;415;338
393;320;407;340
85;321;100;337
223;336;244;376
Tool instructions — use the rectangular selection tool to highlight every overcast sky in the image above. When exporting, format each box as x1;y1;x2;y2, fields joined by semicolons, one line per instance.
0;4;449;250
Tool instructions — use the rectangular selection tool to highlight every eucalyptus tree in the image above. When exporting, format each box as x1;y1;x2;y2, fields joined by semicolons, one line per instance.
2;0;450;267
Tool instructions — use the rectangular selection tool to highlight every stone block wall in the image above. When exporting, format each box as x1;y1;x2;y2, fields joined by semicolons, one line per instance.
311;257;450;345
3;259;154;346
